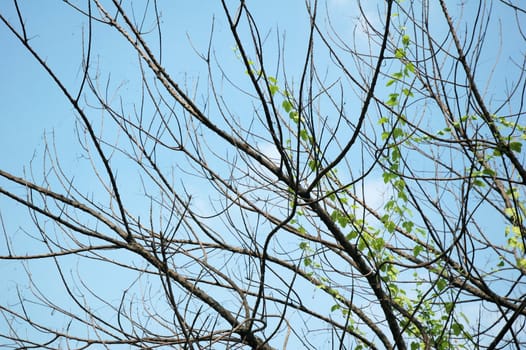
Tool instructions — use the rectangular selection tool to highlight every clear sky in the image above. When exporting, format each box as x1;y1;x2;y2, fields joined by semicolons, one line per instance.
0;2;346;347
1;1;524;349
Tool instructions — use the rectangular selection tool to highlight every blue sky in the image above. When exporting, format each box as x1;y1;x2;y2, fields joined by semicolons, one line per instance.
0;2;341;347
1;1;525;349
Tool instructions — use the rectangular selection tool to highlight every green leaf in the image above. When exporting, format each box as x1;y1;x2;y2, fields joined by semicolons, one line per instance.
402;221;414;232
393;127;404;138
308;159;318;171
402;88;414;97
398;190;408;202
393;148;402;162
413;244;423;257
386;97;399;107
481;168;495;176
394;179;404;191
331;304;340;312
299;129;309;141
436;278;447;291
510;141;522;152
338;216;349;228
385;220;396;233
452;322;463;336
299;242;309;250
411;341;421;350
289;111;299;123
444;302;454;313
346;231;358;240
395;48;405;59
331;210;350;228
328;288;339;297
357;238;366;251
383;172;397;183
402;34;410;46
473;179;485;187
282;100;293;113
372;237;385;250
504;207;516;218
378;116;389;124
